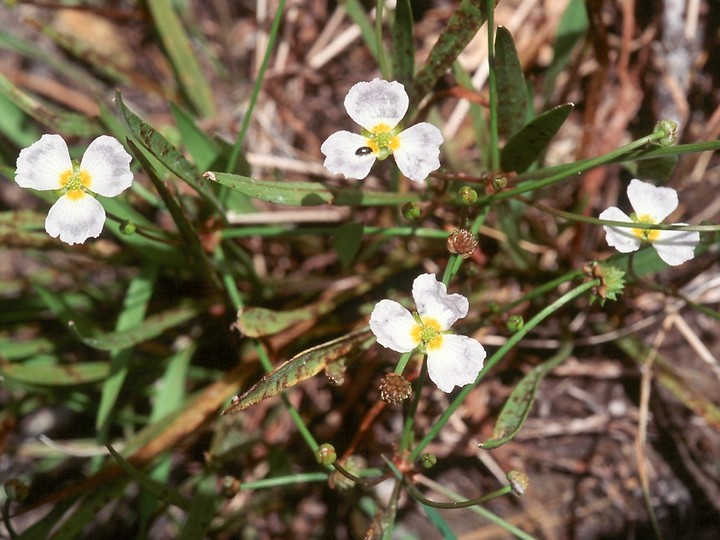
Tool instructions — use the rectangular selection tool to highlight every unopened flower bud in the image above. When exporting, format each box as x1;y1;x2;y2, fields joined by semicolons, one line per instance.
507;470;529;496
506;315;524;333
492;175;508;190
458;186;478;205
401;202;422;221
4;479;29;502
222;476;241;498
421;453;437;469
120;221;136;235
447;228;478;259
379;373;412;405
315;443;337;466
655;119;677;146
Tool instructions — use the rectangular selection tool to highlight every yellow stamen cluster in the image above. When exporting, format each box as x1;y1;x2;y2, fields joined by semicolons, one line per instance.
366;122;400;157
60;166;91;201
411;317;444;351
631;214;660;242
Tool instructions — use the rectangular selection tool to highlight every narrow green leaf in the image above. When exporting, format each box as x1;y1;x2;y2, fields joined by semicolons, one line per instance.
0;337;55;360
392;0;415;86
494;26;527;139
170;102;220;171
106;444;191;511
147;0;215;117
237;306;322;338
0;72;101;136
342;0;379;60
500;103;574;173
222;329;375;414
630;153;679;182
410;0;489;108
69;302;199;351
334;222;364;269
0;359;109;385
127;139;222;291
33;281;98;334
480;342;572;449
0;91;38;147
206;172;419;207
115;92;201;190
115;92;227;218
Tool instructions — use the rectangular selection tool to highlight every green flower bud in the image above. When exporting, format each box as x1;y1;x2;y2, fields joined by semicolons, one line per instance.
655;119;677;146
401;202;422;221
120;221;136;235
506;315;524;333
458;185;478;205
315;443;337;466
492;175;508;190
421;453;437;469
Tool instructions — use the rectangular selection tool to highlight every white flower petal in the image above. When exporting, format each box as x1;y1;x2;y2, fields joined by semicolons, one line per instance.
427;334;486;392
627;178;677;222
599;206;642;253
80;136;133;197
344;79;408;132
651;224;700;266
393;123;443;183
320;131;376;180
15;134;72;191
45;193;106;245
369;299;419;353
412;273;468;330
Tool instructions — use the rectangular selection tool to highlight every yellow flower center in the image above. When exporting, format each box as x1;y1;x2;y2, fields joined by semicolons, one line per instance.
59;167;91;201
631;214;660;242
366;122;400;158
410;316;444;351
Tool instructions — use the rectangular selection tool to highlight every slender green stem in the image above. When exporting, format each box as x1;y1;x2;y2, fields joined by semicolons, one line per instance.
393;351;414;375
227;0;286;174
415;478;537;540
410;278;600;460
505;269;585;311
221;225;450;240
486;0;499;171
2;499;18;540
254;341;320;452
239;472;328;490
399;358;428;453
477;128;668;205
214;245;244;310
519;196;720;232
376;0;390;79
407;482;513;509
381;478;404;540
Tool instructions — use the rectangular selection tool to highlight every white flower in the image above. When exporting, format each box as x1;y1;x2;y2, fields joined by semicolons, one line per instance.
320;79;443;183
15;134;133;245
599;178;699;266
369;273;486;393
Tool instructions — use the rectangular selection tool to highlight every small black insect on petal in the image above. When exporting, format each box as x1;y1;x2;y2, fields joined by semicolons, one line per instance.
355;146;373;156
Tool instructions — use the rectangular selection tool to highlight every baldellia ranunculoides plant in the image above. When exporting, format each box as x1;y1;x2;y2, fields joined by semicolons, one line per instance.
5;1;720;539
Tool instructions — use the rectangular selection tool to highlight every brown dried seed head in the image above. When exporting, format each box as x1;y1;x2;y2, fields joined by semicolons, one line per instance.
447;228;478;259
379;373;412;405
